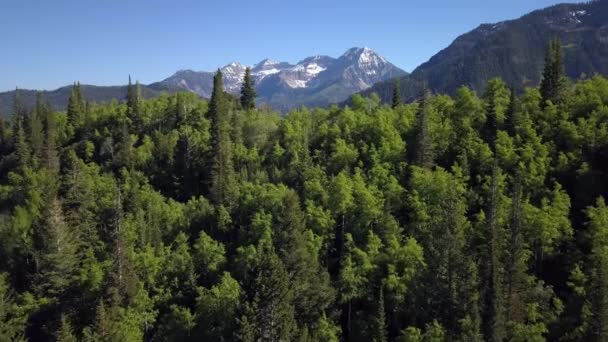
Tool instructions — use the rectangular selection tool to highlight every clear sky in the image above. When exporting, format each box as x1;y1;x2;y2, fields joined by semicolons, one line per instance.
0;0;585;91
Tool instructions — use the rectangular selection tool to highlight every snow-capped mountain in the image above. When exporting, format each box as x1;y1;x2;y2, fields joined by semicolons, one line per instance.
150;47;406;111
0;47;405;115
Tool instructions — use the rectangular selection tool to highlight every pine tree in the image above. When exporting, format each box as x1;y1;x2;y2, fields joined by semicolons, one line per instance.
391;79;401;109
209;70;238;208
11;88;27;139
275;191;334;327
251;241;297;341
63;152;99;251
240;67;257;111
174;92;187;127
29;93;45;163
540;38;566;107
481;165;506;342
0;273;27;341
371;287;387;342
0;116;7;155
174;132;194;200
91;300;113;341
67;82;84;129
482;78;509;150
114;121;133;171
56;315;78;342
504;177;527;325
13;117;31;171
43;101;60;178
126;76;143;133
586;198;608;341
414;87;434;168
504;87;517;137
35;197;80;298
107;185;138;306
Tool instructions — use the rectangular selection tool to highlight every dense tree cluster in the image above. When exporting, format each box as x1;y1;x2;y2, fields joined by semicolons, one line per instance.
1;44;608;341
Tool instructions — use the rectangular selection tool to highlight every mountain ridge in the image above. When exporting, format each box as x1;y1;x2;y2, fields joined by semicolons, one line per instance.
0;47;405;115
363;0;608;102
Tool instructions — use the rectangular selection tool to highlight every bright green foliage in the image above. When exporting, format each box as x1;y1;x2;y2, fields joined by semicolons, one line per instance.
1;57;608;341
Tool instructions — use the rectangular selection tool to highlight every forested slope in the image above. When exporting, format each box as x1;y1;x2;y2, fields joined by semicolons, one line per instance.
1;46;608;341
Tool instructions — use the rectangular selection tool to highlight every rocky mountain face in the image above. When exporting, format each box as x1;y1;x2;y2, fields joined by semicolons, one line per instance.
149;47;406;111
364;0;608;102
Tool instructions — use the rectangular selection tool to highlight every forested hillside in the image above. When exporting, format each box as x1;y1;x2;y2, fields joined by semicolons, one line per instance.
366;0;608;103
1;44;608;341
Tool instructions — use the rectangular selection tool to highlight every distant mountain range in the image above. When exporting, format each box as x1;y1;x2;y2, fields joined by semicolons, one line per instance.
364;0;608;102
0;47;405;115
2;0;608;117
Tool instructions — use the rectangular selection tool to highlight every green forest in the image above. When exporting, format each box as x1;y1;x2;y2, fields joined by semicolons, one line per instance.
1;42;608;342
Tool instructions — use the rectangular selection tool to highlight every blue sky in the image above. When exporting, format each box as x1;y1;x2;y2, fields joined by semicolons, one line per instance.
0;0;585;91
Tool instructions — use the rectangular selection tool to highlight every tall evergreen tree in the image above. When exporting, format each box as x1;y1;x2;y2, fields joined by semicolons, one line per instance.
371;286;387;342
414;87;434;168
391;79;401;109
586;198;608;341
250;241;297;341
481;165;506;342
28;93;45;164
275;191;334;329
0;273;27;341
504;177;527;325
240;67;257;111
56;315;77;342
107;185;138;306
43;101;60;176
35;197;80;299
13;118;31;171
126;76;143;133
482;78;509;150
67;82;85;129
540;38;566;107
114;121;133;171
209;70;238;208
0;116;7;155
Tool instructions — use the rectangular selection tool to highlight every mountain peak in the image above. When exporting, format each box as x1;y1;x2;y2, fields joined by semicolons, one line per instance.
340;47;387;65
255;58;279;68
222;62;245;71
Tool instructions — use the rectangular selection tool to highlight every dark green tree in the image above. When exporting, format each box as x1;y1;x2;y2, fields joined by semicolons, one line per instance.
208;70;238;208
482;78;509;149
481;165;506;342
275;191;334;329
414;87;434;168
391;79;401;109
56;315;78;342
35;197;81;299
67;82;85;129
126;76;143;133
240;67;257;111
540;38;565;107
28;93;45;164
42;101;60;176
371;286;387;342
250;241;297;341
586;198;608;341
